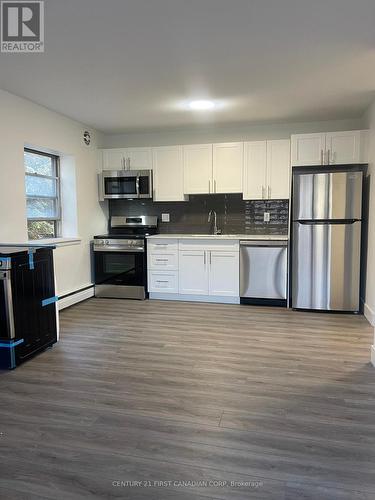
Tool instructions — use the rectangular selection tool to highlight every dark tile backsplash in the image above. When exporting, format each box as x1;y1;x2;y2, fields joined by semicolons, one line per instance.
109;194;289;235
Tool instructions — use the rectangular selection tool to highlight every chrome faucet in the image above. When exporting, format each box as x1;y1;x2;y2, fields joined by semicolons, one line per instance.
208;210;222;235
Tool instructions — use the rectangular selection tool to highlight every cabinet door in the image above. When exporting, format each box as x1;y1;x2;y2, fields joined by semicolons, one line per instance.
13;249;57;364
291;134;326;166
243;141;267;200
213;142;243;193
126;148;153;170
266;139;291;199
102;149;126;170
179;250;208;295
209;251;239;296
183;144;212;194
152;146;187;201
325;131;361;165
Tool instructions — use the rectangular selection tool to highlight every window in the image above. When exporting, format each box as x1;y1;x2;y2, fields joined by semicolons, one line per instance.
24;149;61;240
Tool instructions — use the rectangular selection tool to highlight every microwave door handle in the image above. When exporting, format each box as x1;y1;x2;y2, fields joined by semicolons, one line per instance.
136;174;140;198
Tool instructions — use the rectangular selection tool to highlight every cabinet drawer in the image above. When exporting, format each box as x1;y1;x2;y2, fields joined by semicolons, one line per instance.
179;239;239;252
148;271;178;293
148;239;178;253
148;252;178;270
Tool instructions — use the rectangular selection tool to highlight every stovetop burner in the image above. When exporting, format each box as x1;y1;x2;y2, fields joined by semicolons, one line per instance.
94;215;159;240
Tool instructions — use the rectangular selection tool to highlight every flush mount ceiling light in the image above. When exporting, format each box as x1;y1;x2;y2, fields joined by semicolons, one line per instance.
188;99;216;111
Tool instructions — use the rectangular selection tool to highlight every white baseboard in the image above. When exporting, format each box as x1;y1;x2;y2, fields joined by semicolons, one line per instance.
149;292;240;304
58;286;94;310
364;302;375;326
371;345;375;368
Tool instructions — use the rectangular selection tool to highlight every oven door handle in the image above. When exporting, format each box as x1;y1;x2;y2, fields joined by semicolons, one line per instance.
93;247;144;253
136;174;140;198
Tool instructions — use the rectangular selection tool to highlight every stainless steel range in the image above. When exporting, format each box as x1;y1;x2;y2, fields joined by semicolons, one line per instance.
93;216;158;299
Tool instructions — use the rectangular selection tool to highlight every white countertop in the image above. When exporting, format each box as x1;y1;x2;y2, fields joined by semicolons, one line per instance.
147;234;288;241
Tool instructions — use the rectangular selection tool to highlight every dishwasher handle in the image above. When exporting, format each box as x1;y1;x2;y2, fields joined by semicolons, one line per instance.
240;240;288;247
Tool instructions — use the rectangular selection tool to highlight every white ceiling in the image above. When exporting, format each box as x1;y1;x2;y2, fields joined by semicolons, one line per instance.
1;0;375;133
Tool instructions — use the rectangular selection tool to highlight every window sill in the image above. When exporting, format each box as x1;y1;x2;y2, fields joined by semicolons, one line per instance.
27;237;82;248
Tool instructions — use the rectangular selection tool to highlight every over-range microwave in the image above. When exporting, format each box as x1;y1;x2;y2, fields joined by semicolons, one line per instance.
98;170;153;200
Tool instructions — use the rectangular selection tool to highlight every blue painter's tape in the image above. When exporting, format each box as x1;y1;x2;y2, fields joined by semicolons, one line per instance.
28;250;35;270
42;296;58;307
0;339;24;348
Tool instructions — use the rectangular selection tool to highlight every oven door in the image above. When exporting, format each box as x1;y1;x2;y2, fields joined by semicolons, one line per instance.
94;249;146;299
100;170;152;200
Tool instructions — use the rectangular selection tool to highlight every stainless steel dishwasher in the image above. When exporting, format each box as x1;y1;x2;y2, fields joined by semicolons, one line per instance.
240;240;288;306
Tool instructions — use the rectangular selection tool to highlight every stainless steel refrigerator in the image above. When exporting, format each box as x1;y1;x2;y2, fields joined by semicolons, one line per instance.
292;169;363;312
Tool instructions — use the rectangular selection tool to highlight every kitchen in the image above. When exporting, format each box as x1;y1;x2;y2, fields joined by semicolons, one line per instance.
0;1;375;499
94;134;366;313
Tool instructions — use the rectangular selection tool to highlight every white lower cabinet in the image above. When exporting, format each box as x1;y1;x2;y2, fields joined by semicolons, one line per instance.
148;271;178;293
148;238;179;293
149;252;178;271
178;250;208;294
148;238;239;303
208;251;239;296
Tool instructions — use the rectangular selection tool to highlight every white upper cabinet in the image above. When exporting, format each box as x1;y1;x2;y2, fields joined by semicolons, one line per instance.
291;133;326;166
126;148;153;170
102;149;127;170
243;141;267;200
101;147;152;170
266;140;291;200
213;142;243;193
325;131;368;165
243;140;290;200
152;146;188;202
183;144;213;194
291;130;369;166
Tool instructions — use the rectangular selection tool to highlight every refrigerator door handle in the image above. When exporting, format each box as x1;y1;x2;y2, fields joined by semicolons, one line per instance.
297;219;358;225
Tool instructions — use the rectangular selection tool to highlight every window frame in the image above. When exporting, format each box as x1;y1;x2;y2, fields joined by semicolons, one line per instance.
24;148;62;239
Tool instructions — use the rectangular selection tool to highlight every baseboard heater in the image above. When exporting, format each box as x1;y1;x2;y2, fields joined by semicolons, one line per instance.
58;285;94;310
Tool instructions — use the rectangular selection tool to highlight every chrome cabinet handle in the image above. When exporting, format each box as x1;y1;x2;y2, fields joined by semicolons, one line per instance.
136;175;140;197
268;186;271;199
262;185;265;199
321;149;324;165
209;251;212;265
127;157;131;170
208;180;211;193
204;251;206;265
327;150;330;165
214;180;217;193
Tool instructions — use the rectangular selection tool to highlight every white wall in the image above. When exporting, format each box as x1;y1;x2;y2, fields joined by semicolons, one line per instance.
101;117;365;148
363;101;375;365
0;89;107;297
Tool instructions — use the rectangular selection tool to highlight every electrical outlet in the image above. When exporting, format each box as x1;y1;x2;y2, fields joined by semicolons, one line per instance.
161;213;170;223
264;212;270;223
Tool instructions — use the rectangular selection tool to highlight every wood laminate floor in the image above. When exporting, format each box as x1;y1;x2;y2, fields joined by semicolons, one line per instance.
0;298;374;500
